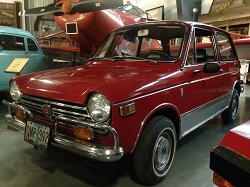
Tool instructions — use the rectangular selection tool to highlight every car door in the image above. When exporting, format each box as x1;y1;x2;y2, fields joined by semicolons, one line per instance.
215;31;240;96
180;27;225;137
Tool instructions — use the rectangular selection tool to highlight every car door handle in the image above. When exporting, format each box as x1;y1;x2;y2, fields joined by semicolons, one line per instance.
193;70;202;74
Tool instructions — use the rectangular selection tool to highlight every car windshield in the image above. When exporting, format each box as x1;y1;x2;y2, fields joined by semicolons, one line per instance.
94;24;186;62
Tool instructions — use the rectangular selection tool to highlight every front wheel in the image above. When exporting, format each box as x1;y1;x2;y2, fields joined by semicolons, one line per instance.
133;116;176;185
221;89;239;124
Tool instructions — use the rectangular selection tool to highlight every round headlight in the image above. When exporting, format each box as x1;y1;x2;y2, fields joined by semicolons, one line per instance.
88;93;111;122
10;81;22;102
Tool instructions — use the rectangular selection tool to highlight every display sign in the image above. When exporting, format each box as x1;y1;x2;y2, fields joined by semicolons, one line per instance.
0;3;16;27
5;58;30;74
216;1;232;13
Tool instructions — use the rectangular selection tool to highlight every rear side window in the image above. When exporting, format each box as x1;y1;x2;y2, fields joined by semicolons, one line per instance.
216;32;236;61
0;35;25;51
27;38;38;51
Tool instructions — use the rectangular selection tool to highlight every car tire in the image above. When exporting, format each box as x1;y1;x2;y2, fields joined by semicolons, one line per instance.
221;89;239;124
133;116;176;185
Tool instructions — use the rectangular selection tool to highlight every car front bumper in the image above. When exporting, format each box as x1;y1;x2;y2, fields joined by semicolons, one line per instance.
3;100;124;162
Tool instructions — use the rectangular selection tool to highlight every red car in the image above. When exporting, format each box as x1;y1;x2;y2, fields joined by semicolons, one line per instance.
210;120;250;187
3;21;242;185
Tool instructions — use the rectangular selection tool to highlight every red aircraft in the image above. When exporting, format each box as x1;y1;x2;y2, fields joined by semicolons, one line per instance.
19;0;250;61
19;0;150;59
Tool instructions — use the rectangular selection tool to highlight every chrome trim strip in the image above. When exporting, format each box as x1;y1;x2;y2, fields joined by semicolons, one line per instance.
21;99;43;108
180;93;231;137
182;107;227;138
3;100;33;118
22;95;87;111
180;93;230;117
53;108;89;118
55;115;108;130
4;113;25;131
52;135;123;162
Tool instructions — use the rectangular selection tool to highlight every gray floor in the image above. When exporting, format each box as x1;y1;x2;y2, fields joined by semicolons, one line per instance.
0;85;249;187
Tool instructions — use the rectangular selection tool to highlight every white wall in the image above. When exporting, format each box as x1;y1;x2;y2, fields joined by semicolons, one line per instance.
129;0;178;20
201;0;213;14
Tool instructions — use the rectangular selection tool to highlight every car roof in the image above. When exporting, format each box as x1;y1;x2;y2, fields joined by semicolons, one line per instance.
114;20;226;33
0;26;35;38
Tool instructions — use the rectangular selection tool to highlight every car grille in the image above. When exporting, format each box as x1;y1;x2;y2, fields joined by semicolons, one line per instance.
20;95;94;125
66;22;78;34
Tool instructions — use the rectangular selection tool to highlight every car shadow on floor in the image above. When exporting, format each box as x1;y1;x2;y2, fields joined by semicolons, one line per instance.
24;146;134;186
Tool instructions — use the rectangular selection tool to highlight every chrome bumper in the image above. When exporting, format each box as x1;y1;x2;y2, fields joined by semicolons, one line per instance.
2;100;124;162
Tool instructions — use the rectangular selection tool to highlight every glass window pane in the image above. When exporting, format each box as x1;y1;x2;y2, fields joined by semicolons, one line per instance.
195;28;216;63
0;35;25;51
216;32;236;61
27;38;38;51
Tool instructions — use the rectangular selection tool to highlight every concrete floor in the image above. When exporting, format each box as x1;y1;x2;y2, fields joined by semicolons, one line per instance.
0;85;249;187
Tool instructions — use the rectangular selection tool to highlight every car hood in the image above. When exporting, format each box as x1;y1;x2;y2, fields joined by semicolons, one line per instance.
14;61;180;104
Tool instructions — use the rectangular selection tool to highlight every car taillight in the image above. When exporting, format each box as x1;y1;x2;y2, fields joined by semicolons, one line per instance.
213;172;234;187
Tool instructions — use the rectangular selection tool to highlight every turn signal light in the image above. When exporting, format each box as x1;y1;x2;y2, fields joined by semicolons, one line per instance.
213;172;234;187
15;108;26;122
74;126;93;141
119;102;136;116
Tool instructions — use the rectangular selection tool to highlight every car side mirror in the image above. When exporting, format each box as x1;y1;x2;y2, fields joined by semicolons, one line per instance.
0;45;3;51
203;62;220;73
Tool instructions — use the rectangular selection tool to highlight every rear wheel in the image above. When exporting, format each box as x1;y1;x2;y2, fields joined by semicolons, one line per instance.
133;116;176;185
221;89;239;124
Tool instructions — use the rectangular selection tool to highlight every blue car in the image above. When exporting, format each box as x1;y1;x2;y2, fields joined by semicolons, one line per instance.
0;26;52;91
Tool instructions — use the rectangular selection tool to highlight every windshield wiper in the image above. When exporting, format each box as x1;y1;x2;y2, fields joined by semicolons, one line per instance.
87;56;157;65
110;56;158;64
86;57;112;62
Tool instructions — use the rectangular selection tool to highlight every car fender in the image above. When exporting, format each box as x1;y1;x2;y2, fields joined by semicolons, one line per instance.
131;103;181;153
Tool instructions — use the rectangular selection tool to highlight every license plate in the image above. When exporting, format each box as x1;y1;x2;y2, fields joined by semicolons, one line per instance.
24;121;50;149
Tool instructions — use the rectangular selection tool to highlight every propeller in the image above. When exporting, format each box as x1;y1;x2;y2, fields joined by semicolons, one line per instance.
19;0;124;16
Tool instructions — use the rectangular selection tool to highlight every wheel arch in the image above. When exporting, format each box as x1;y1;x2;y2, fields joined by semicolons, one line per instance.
234;80;241;96
131;103;181;153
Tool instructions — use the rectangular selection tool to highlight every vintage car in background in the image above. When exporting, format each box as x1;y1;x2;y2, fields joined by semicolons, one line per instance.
210;120;250;187
0;26;52;91
3;21;242;185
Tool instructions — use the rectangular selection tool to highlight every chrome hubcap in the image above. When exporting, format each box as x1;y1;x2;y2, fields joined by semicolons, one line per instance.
154;133;171;171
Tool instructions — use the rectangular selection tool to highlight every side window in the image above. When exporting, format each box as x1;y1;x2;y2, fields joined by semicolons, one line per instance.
216;32;236;61
186;28;216;66
195;28;216;63
27;38;38;51
0;35;25;51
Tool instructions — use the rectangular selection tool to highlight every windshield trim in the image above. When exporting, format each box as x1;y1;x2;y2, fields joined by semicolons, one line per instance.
92;23;188;63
